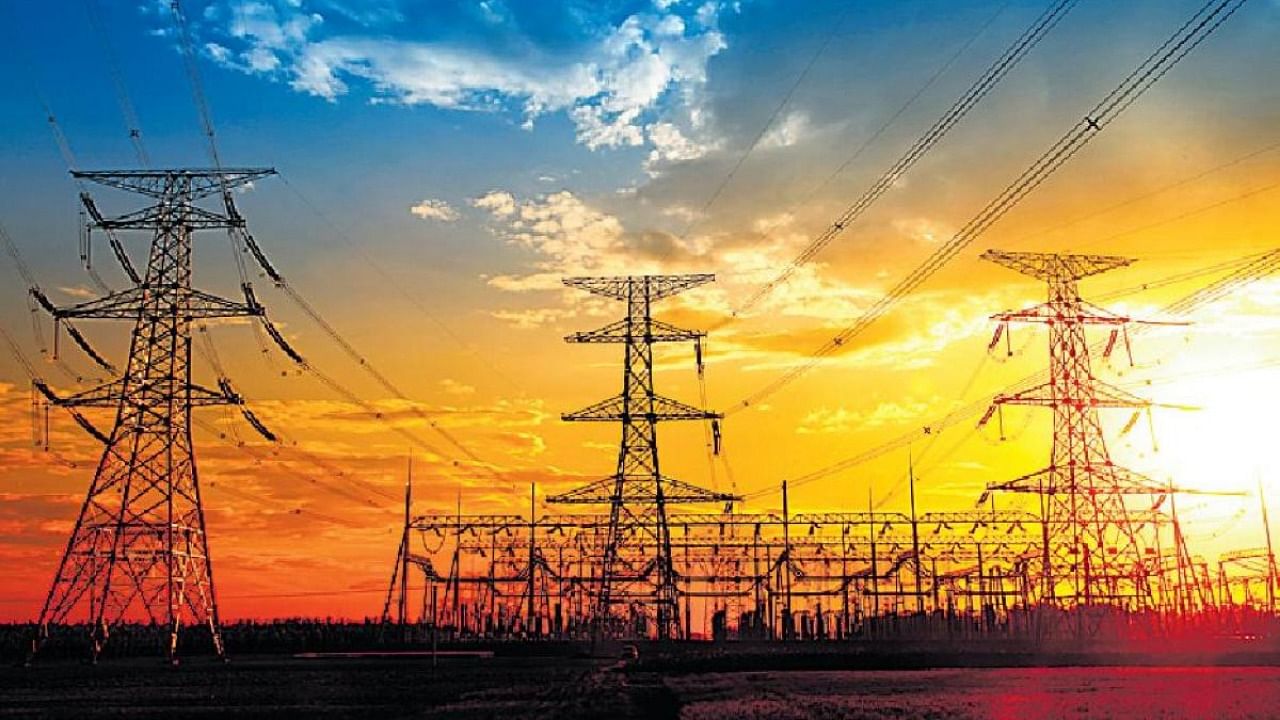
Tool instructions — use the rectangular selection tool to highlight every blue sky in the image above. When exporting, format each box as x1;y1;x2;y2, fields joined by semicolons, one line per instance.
2;0;1279;617
1;0;1275;419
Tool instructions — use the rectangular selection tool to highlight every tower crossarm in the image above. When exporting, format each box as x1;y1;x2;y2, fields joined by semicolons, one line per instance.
563;273;714;302
980;249;1134;282
49;287;264;321
72;168;275;201
39;378;241;409
983;465;1170;496
990;378;1151;409
992;300;1132;326
562;393;722;422
566;318;704;344
1220;547;1273;565
407;514;528;533
93;203;245;232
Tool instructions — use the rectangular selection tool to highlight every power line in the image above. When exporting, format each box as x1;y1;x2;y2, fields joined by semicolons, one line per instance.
1069;176;1280;253
721;0;1012;286
82;0;149;166
0;88;404;522
664;4;853;250
727;0;1077;319
44;3;410;514
1010;136;1280;250
160;2;514;489
726;0;1253;415
743;240;1280;502
275;173;523;394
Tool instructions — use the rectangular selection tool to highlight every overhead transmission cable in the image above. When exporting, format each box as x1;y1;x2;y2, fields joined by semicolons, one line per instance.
1009;135;1280;250
274;173;522;394
82;0;149;167
663;3;853;250
7;309;388;522
1068;176;1280;254
0;219;108;386
0;13;131;296
6;209;402;514
727;0;1078;320
728;0;1253;415
167;1;511;486
86;5;399;509
716;0;1012;302
6;216;400;516
3;9;408;516
743;239;1280;503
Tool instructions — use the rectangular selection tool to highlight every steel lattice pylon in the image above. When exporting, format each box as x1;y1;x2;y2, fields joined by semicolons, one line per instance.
548;275;737;640
30;168;275;662
979;250;1167;617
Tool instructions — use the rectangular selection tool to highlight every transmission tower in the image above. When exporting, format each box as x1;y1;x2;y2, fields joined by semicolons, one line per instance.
979;250;1168;618
548;275;737;640
30;168;275;662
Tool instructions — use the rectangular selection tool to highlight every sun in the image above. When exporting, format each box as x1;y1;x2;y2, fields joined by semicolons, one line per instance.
1113;348;1280;556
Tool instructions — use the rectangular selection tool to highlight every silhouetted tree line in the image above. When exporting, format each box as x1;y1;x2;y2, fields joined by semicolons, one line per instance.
4;606;1278;663
0;619;407;663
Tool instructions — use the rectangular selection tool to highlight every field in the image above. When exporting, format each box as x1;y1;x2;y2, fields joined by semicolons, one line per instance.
0;656;639;719
668;667;1280;719
4;659;1280;718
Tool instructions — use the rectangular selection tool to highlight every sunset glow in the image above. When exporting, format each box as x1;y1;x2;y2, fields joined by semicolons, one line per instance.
1;0;1277;628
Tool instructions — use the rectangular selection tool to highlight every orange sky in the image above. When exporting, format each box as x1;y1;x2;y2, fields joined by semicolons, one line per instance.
2;0;1279;621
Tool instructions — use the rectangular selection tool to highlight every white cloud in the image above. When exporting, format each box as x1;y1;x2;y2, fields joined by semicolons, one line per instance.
797;400;933;435
197;1;730;152
478;190;683;325
477;1;509;25
497;191;637;276
892;217;954;245
490;307;577;328
57;286;97;300
645;120;714;173
439;378;475;396
409;198;459;222
760;110;812;149
470;190;517;217
245;46;281;72
205;42;232;63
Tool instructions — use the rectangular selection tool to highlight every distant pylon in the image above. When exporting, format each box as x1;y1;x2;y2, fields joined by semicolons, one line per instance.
30;168;276;662
548;274;737;640
978;250;1167;616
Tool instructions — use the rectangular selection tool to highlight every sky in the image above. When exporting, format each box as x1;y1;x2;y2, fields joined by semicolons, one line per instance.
0;0;1278;621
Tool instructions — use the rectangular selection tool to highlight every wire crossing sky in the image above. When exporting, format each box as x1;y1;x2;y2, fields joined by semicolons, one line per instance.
0;0;1277;620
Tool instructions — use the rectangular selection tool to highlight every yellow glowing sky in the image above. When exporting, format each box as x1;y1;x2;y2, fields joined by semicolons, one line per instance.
1;0;1279;620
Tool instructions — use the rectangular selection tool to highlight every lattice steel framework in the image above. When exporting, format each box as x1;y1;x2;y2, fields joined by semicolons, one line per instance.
548;275;736;640
30;168;275;662
979;250;1167;613
384;509;1059;640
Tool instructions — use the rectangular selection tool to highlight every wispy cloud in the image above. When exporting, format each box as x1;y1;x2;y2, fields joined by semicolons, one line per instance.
191;1;732;153
409;198;459;222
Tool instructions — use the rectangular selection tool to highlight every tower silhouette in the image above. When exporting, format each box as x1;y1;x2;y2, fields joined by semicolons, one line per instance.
548;274;736;640
31;168;275;662
979;250;1166;616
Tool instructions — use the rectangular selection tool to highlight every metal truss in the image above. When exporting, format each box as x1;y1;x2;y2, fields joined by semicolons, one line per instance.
979;250;1170;622
386;509;1053;641
547;275;736;641
29;168;276;663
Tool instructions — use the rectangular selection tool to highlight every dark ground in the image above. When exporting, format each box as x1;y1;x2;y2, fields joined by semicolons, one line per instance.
3;658;1280;719
669;666;1280;719
0;655;658;719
